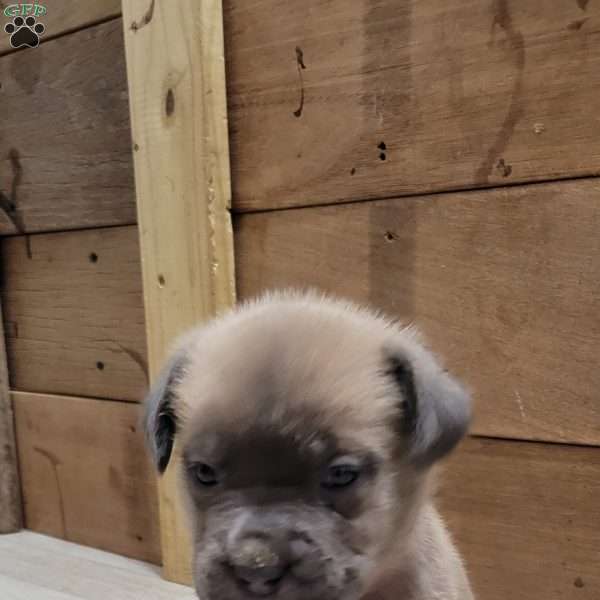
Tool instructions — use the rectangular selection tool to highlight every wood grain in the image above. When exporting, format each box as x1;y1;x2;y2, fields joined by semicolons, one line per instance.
122;0;236;584
235;178;600;446
0;19;135;235
1;226;147;402
439;437;600;600
12;392;160;563
0;297;22;533
224;0;600;211
0;1;121;55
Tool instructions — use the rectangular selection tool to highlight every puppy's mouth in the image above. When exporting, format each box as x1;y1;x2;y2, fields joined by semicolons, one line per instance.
225;561;288;597
200;559;355;600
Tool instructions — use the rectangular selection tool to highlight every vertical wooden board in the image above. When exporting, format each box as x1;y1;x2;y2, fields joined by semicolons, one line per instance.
1;226;147;401
235;179;600;445
224;0;600;210
0;19;135;235
438;438;600;600
0;298;22;533
13;392;161;563
122;0;235;584
0;1;121;55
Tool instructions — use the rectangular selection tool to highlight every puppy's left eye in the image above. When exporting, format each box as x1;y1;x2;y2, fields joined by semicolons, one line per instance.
322;463;361;489
191;463;219;486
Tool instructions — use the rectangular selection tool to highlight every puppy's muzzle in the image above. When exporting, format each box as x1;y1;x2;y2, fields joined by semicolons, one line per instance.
226;515;322;596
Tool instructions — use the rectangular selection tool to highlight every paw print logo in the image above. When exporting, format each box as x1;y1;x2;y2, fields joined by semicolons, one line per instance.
4;16;45;49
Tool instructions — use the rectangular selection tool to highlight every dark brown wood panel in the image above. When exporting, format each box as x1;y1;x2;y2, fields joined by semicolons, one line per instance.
224;0;600;211
13;391;160;563
0;297;21;532
235;178;600;445
1;226;147;402
439;437;600;600
0;19;135;234
0;1;121;55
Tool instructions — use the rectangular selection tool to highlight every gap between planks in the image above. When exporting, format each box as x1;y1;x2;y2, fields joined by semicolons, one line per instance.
231;172;600;216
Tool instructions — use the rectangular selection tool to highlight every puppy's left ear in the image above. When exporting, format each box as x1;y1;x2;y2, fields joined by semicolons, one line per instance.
144;349;188;474
386;335;471;468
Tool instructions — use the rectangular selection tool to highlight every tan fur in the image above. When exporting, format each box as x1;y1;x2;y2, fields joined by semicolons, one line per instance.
148;291;474;600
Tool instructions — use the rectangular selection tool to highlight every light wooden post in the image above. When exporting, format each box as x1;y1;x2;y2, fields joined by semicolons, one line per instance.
121;0;235;584
0;298;23;533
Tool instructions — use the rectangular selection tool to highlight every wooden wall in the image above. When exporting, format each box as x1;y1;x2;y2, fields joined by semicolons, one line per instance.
228;1;600;599
1;1;598;597
0;1;157;562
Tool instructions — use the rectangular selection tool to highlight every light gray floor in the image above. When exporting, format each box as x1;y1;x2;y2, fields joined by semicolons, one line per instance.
0;531;196;599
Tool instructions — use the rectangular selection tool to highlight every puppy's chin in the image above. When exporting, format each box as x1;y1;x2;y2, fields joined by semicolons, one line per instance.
195;565;365;600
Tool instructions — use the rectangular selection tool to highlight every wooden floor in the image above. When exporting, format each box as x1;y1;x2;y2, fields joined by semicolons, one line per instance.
0;531;196;599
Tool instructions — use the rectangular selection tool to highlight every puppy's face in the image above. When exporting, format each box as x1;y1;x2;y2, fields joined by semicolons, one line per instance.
145;295;470;600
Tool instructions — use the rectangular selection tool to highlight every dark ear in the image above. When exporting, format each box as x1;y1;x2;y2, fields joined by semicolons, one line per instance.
144;349;188;474
386;338;471;467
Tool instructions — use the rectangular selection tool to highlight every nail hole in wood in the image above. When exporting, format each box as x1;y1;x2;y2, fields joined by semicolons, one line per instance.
379;153;387;161
384;231;397;243
165;89;175;116
350;168;356;175
89;252;98;263
158;274;166;287
96;361;105;371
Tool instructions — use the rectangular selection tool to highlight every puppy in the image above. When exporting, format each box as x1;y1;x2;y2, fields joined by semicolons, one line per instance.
145;291;474;600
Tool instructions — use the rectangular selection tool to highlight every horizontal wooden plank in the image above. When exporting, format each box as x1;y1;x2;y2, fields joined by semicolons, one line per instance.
1;226;147;402
235;178;600;445
225;0;600;211
13;392;160;563
0;19;135;235
439;437;600;600
0;1;121;55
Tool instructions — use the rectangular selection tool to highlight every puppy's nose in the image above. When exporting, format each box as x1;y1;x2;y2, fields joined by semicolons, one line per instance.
229;536;288;596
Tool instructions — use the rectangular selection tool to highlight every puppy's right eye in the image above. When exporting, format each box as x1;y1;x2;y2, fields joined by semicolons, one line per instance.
323;464;360;488
321;458;362;489
191;463;219;486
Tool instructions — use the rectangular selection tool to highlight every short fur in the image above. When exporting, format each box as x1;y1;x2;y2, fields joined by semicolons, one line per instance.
145;291;474;600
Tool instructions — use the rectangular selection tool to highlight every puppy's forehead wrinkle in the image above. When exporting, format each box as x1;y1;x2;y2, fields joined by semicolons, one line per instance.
184;410;371;470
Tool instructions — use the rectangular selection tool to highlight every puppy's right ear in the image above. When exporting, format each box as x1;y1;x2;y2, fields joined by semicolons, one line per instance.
144;349;188;474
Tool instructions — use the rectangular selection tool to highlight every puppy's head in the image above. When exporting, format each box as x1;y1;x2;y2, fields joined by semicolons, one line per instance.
145;292;470;600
